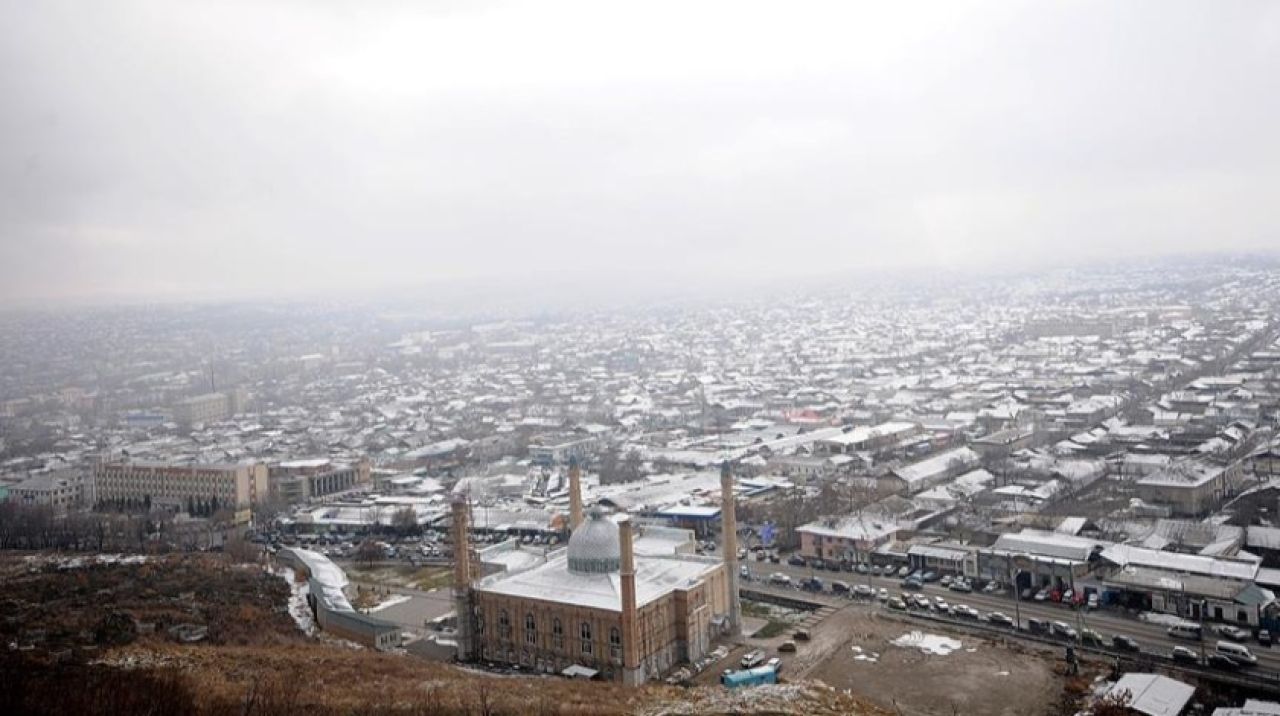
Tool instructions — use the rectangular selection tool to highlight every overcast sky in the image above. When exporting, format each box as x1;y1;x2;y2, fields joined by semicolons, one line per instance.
2;1;1278;305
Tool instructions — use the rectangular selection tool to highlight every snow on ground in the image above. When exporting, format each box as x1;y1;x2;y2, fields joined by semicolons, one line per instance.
268;565;316;635
26;554;150;570
891;631;963;656
637;682;860;716
1139;612;1197;628
365;593;412;612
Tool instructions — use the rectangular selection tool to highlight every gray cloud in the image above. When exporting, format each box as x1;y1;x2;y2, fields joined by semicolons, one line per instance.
2;0;1278;304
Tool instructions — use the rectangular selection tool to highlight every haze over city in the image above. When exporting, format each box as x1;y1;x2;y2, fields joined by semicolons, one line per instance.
6;3;1280;716
3;0;1278;305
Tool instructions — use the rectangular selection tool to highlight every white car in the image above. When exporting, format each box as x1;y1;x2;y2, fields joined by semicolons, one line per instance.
769;572;791;586
876;588;889;601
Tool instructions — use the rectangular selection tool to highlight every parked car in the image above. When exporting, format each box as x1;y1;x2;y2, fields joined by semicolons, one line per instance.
922;571;939;582
778;640;797;653
769;572;791;586
741;649;766;668
940;575;953;587
949;579;972;593
901;577;923;590
831;580;850;595
1025;618;1050;634
765;657;782;673
1112;635;1140;652
1259;629;1272;647
787;555;806;567
913;594;932;609
986;612;1014;628
855;563;869;574
876;588;889;602
1020;588;1034;600
1034;589;1049;602
1215;640;1258;666
853;584;875;598
982;581;1004;594
897;566;910;578
1061;589;1074;604
1087;593;1099;610
739;565;751;580
888;597;907;611
1170;646;1199;664
1217;625;1251;642
932;597;950;612
793;629;811;641
1080;629;1104;646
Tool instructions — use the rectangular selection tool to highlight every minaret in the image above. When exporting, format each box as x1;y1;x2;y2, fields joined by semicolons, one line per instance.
721;460;741;636
618;514;644;686
450;494;475;661
568;455;584;530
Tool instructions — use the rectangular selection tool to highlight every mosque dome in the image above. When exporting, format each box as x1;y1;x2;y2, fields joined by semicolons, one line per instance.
567;509;621;575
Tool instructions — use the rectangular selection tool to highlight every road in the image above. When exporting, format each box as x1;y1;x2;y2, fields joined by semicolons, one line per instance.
740;559;1280;674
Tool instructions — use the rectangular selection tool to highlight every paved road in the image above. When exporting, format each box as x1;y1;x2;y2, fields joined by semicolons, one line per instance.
741;560;1280;673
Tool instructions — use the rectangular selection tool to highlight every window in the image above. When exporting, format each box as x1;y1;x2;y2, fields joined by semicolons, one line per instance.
525;613;537;644
552;618;564;650
580;622;593;655
609;626;622;661
499;609;511;640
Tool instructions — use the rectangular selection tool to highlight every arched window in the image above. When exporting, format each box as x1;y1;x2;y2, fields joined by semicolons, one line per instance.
580;621;593;655
609;626;622;661
525;613;537;644
552;618;564;650
499;609;511;640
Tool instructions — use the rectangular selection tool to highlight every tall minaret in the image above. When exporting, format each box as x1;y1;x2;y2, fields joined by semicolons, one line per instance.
450;494;475;661
720;460;741;636
618;514;644;686
568;455;584;530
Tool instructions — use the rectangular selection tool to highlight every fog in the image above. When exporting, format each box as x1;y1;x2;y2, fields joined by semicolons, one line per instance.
2;0;1278;305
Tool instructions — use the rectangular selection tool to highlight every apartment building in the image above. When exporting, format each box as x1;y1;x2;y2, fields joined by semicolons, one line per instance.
94;460;268;512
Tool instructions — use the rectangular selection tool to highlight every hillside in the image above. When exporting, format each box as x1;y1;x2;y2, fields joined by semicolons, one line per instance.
0;554;886;716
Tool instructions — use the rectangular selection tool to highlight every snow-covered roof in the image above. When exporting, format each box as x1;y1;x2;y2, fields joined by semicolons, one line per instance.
476;552;721;611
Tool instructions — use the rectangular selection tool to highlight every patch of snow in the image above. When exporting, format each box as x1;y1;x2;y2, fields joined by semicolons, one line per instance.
268;565;316;635
365;593;412;612
891;631;963;656
1138;612;1197;628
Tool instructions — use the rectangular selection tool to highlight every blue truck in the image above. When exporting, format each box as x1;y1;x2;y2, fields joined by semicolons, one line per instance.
721;664;779;688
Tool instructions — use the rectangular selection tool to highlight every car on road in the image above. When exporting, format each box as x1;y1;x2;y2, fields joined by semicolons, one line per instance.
949;579;972;593
1051;621;1078;640
1170;646;1199;664
951;604;980;619
1207;653;1241;670
853;584;875;598
1259;629;1272;647
799;577;824;592
986;612;1014;627
876;588;889;602
913;594;932;609
982;581;1003;594
901;577;923;590
793;629;811;641
831;580;850;595
769;572;791;586
1215;640;1258;665
778;640;797;653
787;555;806;567
940;575;953;587
1112;635;1140;652
1080;629;1104;646
888;597;907;611
922;571;939;582
855;563;869;574
741;649;765;668
1166;623;1203;641
1026;618;1050;635
933;597;950;612
1217;625;1251;642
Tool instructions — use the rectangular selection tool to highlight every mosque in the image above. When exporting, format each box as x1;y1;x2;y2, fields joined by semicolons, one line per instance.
450;460;742;685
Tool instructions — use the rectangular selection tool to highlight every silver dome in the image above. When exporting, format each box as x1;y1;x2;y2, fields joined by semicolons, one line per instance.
567;509;621;575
